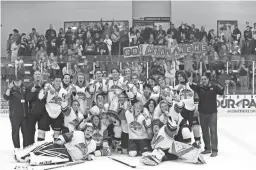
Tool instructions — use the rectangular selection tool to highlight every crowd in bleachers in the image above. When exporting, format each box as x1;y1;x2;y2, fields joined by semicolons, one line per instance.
2;20;256;94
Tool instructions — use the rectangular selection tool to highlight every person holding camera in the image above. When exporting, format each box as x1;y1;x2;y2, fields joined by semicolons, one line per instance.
3;75;29;159
26;70;47;145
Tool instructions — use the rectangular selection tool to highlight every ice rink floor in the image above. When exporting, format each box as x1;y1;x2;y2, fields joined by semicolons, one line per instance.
0;115;256;170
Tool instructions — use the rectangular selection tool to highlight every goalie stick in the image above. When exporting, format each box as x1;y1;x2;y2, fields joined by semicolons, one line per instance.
108;157;136;168
13;161;86;170
41;160;86;170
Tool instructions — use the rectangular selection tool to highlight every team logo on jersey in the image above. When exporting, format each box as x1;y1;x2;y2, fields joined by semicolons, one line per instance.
129;121;144;136
151;135;164;148
77;92;86;100
49;96;62;104
75;142;88;156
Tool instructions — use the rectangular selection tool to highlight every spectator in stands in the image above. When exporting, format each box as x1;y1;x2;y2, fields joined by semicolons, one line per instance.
30;60;40;76
94;32;101;47
156;32;165;45
6;34;13;59
81;58;93;76
11;40;20;63
12;29;21;43
101;18;114;38
242;39;254;62
84;38;96;55
208;29;215;45
42;62;50;82
97;37;108;55
218;28;226;43
244;26;252;41
142;25;153;42
58;40;68;62
45;24;57;45
230;40;241;69
104;34;112;56
56;30;66;48
190;24;199;41
65;27;74;47
37;35;46;49
197;26;206;41
31;43;38;60
252;24;256;40
47;39;58;56
167;23;178;39
237;57;249;92
29;28;39;45
146;33;156;45
157;25;166;37
14;56;25;79
111;26;120;55
224;25;233;43
131;32;143;46
35;46;47;62
232;25;241;45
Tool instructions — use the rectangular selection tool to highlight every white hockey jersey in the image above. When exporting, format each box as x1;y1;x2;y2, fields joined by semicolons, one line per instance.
174;83;195;111
64;108;84;132
125;110;149;140
58;131;96;161
153;101;185;134
39;83;68;119
74;85;91;115
92;124;108;147
152;85;174;103
108;76;125;102
88;79;108;103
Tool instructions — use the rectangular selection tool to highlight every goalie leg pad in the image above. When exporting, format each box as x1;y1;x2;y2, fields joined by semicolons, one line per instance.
141;149;165;166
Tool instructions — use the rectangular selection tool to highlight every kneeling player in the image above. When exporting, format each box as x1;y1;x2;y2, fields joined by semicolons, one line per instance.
16;123;96;165
141;117;205;166
153;100;192;144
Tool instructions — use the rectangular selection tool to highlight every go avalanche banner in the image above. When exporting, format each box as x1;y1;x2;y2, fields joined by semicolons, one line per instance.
123;43;214;59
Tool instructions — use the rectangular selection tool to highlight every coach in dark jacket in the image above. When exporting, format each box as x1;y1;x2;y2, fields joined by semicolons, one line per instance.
3;75;29;152
26;70;48;145
189;73;224;157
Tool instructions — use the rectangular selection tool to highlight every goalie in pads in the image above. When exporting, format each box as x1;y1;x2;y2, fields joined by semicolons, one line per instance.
16;123;96;165
141;117;206;166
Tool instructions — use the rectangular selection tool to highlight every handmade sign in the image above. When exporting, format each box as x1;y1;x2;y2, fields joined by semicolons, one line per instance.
123;43;214;59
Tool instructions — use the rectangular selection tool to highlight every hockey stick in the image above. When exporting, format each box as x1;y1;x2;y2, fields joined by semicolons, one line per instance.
108;157;136;168
40;160;86;170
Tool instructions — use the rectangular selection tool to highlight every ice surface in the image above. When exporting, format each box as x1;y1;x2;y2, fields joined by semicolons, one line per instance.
0;115;256;170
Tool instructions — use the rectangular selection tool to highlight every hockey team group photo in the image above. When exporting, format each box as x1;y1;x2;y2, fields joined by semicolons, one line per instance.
1;1;256;170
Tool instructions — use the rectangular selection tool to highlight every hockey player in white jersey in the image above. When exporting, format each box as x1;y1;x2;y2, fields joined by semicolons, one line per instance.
62;100;85;133
174;71;201;148
152;75;174;103
89;93;109;117
125;102;152;157
16;123;97;165
88;70;108;104
141;116;206;166
73;73;91;116
91;115;111;157
153;99;192;144
38;75;69;140
135;83;159;105
107;68;125;103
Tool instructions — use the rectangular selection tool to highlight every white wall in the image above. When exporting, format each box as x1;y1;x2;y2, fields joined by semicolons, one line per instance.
171;1;256;32
1;1;133;57
132;1;172;18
